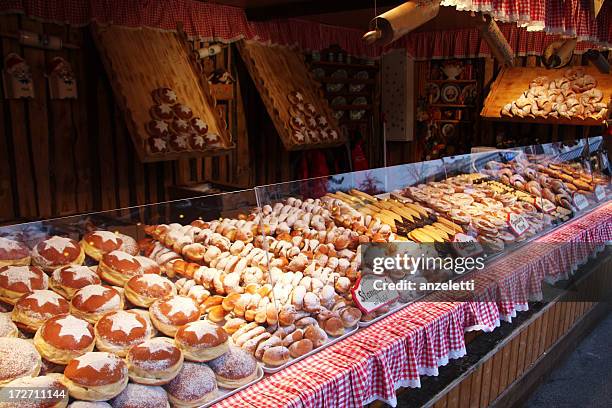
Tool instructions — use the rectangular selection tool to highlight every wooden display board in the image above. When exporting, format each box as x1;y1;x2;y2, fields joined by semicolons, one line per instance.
481;66;612;126
91;24;233;162
237;40;346;150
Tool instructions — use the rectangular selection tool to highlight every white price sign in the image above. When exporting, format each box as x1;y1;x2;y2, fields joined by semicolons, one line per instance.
573;193;589;211
533;197;556;213
594;185;607;202
507;212;529;236
452;233;484;257
351;274;399;314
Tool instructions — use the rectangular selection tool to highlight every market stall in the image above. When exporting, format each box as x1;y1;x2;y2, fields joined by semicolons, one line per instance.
0;1;610;407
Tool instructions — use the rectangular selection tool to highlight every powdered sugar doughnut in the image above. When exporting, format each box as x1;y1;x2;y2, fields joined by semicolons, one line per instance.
153;88;178;105
94;310;152;357
0;312;17;337
70;285;123;324
2;373;68;407
61;352;128;401
0;265;48;304
80;231;123;261
68;402;111;408
163;362;217;408
32;236;84;273
34;314;95;364
110;383;170;408
50;265;101;300
208;346;258;389
126;337;183;385
149;295;200;337
117;234;138;256
0;337;41;385
12;289;70;333
0;236;30;267
125;274;176;308
150;103;174;121
174;320;229;362
98;251;144;286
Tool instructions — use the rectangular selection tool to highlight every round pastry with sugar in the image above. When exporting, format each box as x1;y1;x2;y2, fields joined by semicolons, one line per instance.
170;132;191;152
134;256;161;275
153;88;177;105
124;274;176;308
94;310;152;357
175;320;229;362
110;383;170;408
163;362;217;407
149;295;200;337
190;132;206;151
70;285;123;324
208;346;258;389
68;402;112;408
204;132;222;148
150;103;174;121
0;337;41;385
172;104;193;120
98;251;143;286
1;373;69;407
147;136;169;154
171;117;190;135
50;265;101;300
190;117;207;135
32;236;84;272
61;352;128;401
0;265;48;304
126;337;183;385
0;236;30;267
80;231;123;261
12;290;70;333
117;234;139;256
0;312;18;337
146;119;170;139
34;314;95;365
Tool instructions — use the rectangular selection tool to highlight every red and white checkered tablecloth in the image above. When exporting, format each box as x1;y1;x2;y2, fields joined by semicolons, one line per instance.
216;202;611;408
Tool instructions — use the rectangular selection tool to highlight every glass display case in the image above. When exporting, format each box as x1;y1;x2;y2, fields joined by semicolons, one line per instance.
0;138;608;406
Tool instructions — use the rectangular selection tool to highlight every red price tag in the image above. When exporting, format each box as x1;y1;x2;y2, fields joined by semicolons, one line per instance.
594;185;607;202
573;193;589;211
533;197;556;213
351;275;399;314
452;233;484;257
507;212;529;236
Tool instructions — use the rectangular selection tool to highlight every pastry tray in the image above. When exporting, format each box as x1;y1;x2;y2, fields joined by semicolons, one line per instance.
262;324;359;374
201;364;264;407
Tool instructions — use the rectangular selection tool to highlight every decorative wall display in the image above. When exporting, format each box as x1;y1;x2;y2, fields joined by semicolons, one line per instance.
47;57;77;99
2;53;34;99
238;40;344;151
91;24;233;162
482;66;612;126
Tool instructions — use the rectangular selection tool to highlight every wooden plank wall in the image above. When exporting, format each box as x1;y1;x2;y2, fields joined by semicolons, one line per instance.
430;255;611;408
0;14;252;225
387;54;605;166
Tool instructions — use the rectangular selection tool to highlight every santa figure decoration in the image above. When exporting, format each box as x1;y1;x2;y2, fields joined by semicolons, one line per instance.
2;53;34;99
47;56;77;99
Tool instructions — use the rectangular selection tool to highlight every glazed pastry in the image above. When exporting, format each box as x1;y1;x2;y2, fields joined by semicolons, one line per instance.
174;320;229;362
124;274;176;308
11;289;70;333
208;346;258;389
0;312;18;337
94;310;152;357
32;236;85;272
34;314;95;365
98;251;144;286
0;236;30;267
0;265;48;304
50;265;101;299
149;295;200;337
70;285;123;324
61;352;128;401
80;231;123;261
0;337;41;385
126;337;183;385
163;362;218;408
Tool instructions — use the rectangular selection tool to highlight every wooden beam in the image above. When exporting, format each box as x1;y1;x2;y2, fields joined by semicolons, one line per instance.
245;0;402;21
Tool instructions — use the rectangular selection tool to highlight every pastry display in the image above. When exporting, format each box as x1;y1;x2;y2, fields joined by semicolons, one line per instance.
80;231;124;261
0;236;30;267
0;265;49;304
174;320;229;362
34;314;95;365
126;337;183;385
50;265;102;300
124;274;176;308
0;337;41;384
163;362;217;408
94;310;152;356
70;285;123;324
32;236;85;272
11;290;70;332
61;352;128;401
287;89;339;146
501;68;608;120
